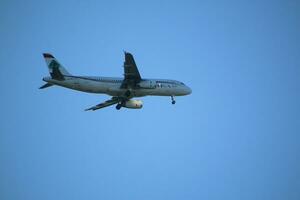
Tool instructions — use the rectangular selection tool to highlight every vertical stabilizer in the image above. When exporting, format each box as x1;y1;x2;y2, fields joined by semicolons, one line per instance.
43;53;71;80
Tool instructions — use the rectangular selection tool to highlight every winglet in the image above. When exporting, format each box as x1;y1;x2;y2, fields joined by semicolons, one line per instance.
43;53;54;58
85;107;94;111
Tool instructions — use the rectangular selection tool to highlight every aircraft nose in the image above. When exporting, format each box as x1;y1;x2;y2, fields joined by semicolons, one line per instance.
185;86;192;95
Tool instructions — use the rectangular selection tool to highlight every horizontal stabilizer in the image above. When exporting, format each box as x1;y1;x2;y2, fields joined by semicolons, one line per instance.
39;83;54;89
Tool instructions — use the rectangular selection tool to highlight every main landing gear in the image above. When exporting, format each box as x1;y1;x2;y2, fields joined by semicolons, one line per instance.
116;90;131;110
171;96;176;104
116;100;126;110
116;103;122;110
125;90;131;98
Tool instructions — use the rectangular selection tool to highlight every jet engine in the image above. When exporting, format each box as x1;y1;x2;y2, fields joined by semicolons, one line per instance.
123;99;143;109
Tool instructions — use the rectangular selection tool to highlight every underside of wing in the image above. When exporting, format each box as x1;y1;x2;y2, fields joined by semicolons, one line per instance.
121;52;142;88
85;97;120;111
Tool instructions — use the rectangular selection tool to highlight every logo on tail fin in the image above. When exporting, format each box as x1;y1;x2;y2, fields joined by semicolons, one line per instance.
49;60;65;80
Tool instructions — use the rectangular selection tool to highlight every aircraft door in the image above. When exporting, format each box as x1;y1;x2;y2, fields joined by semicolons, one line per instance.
150;80;156;88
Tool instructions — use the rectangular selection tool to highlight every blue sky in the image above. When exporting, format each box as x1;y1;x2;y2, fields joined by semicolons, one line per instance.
1;0;300;199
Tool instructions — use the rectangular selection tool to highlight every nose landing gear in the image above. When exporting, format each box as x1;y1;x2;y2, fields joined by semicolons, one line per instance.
171;96;176;104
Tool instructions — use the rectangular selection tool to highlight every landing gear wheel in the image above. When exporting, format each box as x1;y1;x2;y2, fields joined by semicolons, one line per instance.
116;104;122;110
171;96;176;105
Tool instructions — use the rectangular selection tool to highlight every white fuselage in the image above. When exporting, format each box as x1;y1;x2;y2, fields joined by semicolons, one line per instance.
43;75;192;98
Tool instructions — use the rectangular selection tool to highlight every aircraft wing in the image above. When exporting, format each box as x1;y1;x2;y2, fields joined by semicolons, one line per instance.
121;52;142;88
85;97;120;111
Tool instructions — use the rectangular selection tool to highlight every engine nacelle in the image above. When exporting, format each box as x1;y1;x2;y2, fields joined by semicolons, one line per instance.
123;99;143;109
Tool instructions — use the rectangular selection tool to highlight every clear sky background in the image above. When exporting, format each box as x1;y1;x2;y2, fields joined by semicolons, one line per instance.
1;0;300;199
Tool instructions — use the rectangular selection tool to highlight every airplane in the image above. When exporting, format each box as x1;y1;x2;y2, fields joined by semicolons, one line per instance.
40;52;192;111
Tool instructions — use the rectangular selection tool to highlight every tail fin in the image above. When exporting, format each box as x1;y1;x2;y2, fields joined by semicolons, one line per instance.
43;53;71;80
